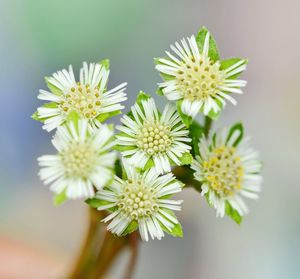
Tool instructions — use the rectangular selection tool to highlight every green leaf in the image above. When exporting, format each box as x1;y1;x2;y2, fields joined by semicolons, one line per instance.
86;198;110;209
53;190;67;206
225;201;243;224
176;100;192;128
220;58;248;79
189;121;204;156
96;110;121;123
121;221;138;236
179;152;193;165
143;158;154;170
159;209;183;238
196;27;220;62
156;87;164;96
98;59;110;70
154;57;175;81
226;122;244;147
135;91;152;106
31;102;59;123
45;77;63;96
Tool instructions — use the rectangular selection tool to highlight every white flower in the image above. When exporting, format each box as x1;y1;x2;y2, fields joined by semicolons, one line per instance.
37;62;127;131
38;120;116;200
96;161;183;241
156;31;247;118
191;125;262;218
116;96;192;174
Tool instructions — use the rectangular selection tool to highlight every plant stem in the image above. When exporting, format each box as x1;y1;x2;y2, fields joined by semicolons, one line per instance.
67;207;104;279
203;116;213;137
172;166;202;192
123;232;139;279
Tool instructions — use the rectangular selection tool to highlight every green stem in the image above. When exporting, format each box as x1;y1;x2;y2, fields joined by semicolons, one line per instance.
123;232;139;279
203;116;213;137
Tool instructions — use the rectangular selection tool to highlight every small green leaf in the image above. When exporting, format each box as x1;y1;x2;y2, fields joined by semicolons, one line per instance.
45;77;63;96
225;201;243;224
54;190;67;206
135;91;152;106
143;158;154;170
121;221;138;236
31;102;59;123
220;58;248;79
226;122;244;147
86;198;111;209
179;152;193;165
98;59;110;70
31;111;40;121
159;209;183;238
96;110;121;123
156;87;164;96
176;100;192;128
189;121;204;156
196;27;220;62
154;57;175;81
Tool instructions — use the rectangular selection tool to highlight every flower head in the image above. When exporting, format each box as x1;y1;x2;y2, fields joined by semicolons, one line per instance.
38;119;116;200
116;93;192;174
36;61;127;131
95;161;183;241
155;27;247;119
191;124;262;219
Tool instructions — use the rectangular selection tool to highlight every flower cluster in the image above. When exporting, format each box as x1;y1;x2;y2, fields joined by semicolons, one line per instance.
33;27;262;241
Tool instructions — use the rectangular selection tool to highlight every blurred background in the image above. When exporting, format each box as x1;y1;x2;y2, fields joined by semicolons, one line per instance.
0;0;299;278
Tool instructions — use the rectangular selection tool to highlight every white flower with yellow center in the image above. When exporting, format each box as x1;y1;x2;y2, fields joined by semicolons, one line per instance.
95;161;183;241
36;61;127;131
116;94;192;174
38;120;116;200
191;124;262;218
155;27;247;118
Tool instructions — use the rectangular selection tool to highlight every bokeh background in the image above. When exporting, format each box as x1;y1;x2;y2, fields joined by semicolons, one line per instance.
1;0;299;278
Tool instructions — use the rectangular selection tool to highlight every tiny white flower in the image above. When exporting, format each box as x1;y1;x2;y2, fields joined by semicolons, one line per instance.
156;30;247;118
38;120;116;200
116;96;192;174
191;125;262;218
37;62;127;131
96;161;183;241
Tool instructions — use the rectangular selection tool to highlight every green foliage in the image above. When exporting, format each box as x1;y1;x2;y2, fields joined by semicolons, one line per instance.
122;221;138;236
179;152;193;165
53;190;67;206
189;121;204;156
31;102;58;123
86;198;110;209
136;91;152;105
226;122;244;147
176;100;193;127
225;201;243;224
98;59;110;70
220;58;248;79
160;209;183;238
45;77;62;96
96;110;121;123
196;27;220;62
156;87;164;96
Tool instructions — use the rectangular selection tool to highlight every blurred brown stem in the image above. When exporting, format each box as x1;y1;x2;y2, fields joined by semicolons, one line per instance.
123;232;139;279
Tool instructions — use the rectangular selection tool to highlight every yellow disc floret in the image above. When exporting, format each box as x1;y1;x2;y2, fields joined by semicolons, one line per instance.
136;121;173;155
60;82;102;119
176;56;226;102
118;179;159;220
61;141;97;178
202;145;244;197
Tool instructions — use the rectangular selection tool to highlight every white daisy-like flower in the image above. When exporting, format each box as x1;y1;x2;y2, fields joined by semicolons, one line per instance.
37;61;127;131
38;119;116;200
96;161;183;241
116;96;192;174
156;30;247;118
191;125;262;218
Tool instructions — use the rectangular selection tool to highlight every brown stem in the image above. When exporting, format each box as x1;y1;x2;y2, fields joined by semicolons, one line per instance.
88;231;127;279
67;207;104;279
123;232;139;279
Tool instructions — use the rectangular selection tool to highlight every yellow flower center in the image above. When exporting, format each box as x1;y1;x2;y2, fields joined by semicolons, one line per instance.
202;145;244;197
176;56;225;102
61;141;97;178
136;121;172;155
118;179;159;220
60;82;102;119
